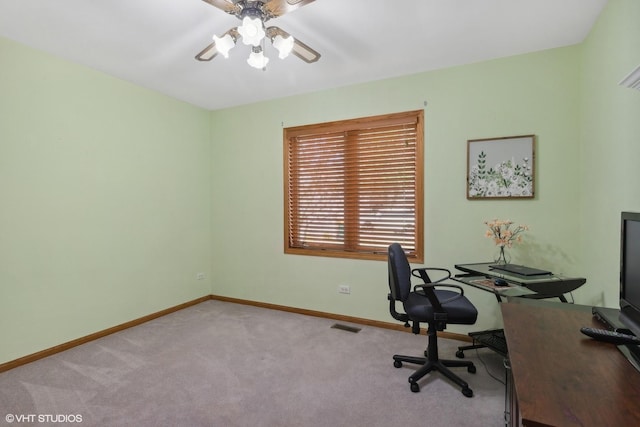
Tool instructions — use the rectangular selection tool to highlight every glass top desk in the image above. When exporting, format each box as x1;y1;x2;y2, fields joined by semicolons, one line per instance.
453;262;586;303
452;262;587;359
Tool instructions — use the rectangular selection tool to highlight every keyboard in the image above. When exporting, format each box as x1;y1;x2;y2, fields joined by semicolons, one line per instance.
469;329;508;356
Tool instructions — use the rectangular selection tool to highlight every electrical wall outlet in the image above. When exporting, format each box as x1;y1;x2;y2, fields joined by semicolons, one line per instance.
196;273;205;280
338;284;351;294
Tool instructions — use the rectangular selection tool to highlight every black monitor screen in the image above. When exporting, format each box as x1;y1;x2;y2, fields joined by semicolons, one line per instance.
620;212;640;336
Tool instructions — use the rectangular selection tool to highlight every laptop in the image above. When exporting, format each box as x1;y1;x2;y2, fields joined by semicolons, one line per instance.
489;263;552;276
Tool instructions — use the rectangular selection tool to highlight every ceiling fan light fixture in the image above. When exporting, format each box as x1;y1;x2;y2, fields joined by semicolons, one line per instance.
272;34;294;59
212;33;235;58
198;0;321;67
247;47;269;69
238;16;265;46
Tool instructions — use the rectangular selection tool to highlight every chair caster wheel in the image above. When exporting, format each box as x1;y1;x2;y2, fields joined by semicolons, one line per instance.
410;382;420;393
462;387;473;398
468;365;476;374
456;350;465;358
393;360;402;368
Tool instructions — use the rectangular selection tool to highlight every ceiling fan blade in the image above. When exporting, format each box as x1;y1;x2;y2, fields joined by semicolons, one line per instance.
201;0;240;15
266;26;320;63
264;0;315;18
195;28;239;61
195;41;219;61
291;37;321;63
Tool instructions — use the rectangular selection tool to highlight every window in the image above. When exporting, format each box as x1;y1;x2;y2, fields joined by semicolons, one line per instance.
284;110;424;262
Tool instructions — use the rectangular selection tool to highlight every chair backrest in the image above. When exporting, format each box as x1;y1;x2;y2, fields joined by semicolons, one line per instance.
388;243;413;302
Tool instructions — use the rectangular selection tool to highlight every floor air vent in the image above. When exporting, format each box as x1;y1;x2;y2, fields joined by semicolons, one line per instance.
331;323;361;333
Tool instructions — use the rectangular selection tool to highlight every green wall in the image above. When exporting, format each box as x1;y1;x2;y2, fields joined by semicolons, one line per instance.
2;0;639;365
209;45;583;333
578;0;640;307
0;38;212;364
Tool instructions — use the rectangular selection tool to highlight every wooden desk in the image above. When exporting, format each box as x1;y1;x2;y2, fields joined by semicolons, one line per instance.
502;302;640;426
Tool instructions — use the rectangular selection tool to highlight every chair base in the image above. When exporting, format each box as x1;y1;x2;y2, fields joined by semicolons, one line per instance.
393;324;477;398
393;353;475;397
456;343;487;358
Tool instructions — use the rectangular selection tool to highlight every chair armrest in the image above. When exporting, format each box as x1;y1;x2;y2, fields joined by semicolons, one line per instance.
411;266;466;312
411;267;452;283
387;293;410;325
410;283;442;310
411;267;464;294
411;268;465;331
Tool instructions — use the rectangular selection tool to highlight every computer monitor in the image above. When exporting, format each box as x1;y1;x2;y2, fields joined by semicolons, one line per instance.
619;211;640;337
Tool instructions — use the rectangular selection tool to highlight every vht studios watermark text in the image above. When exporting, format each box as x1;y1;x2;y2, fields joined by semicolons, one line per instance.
5;414;83;423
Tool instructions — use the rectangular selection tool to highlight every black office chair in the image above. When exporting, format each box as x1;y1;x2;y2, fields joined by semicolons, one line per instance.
387;243;478;397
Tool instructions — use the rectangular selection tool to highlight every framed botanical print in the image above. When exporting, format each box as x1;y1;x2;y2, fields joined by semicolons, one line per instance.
467;135;535;199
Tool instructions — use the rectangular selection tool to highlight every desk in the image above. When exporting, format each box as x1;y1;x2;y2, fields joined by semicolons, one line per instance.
452;262;586;358
454;262;586;302
502;301;640;426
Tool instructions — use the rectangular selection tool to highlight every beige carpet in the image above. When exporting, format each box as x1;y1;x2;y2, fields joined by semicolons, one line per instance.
0;300;506;426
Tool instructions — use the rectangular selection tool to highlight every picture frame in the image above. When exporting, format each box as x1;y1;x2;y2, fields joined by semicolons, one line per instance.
466;134;535;199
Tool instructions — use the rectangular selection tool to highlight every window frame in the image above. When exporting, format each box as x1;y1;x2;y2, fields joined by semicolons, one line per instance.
283;110;424;262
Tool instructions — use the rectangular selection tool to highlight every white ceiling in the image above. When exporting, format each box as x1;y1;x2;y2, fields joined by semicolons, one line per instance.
0;0;608;111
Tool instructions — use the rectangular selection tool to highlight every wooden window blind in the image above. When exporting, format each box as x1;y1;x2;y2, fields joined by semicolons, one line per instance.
284;110;423;261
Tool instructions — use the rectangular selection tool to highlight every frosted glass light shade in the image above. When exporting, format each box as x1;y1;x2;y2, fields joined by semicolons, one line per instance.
273;34;294;59
247;50;269;69
212;34;235;58
238;17;265;46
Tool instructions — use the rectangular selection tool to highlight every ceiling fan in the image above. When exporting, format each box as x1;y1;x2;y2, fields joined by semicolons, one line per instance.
196;0;321;69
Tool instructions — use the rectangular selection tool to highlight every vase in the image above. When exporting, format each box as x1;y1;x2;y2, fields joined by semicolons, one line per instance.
494;246;511;265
